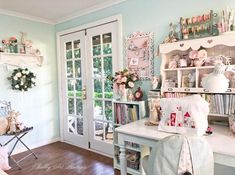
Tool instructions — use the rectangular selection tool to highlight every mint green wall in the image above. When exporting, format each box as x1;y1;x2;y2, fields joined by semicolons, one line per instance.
0;0;234;173
55;0;235;173
56;0;235;97
0;15;59;150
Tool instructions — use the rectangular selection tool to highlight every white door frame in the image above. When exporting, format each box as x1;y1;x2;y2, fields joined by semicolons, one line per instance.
56;14;123;144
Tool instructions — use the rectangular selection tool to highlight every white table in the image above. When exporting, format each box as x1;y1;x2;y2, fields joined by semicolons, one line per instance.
116;119;235;175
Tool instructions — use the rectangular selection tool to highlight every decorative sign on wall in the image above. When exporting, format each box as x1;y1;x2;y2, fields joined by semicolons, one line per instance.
125;32;154;80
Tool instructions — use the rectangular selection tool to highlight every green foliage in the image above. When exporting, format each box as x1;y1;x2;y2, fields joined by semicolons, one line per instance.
67;91;113;121
67;91;113;99
8;68;36;91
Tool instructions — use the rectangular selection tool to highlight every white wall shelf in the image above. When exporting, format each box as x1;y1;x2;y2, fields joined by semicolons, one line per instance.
0;53;43;67
159;33;235;54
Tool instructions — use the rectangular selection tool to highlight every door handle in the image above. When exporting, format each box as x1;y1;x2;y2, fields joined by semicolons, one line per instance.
82;86;87;100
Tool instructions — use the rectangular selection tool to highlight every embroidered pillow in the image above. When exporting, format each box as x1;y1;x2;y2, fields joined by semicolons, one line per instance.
158;95;209;136
0;118;8;135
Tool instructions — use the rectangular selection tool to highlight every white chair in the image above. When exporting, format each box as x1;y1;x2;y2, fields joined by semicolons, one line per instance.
142;134;214;175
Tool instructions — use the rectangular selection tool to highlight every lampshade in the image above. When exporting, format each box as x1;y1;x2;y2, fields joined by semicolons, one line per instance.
202;63;229;93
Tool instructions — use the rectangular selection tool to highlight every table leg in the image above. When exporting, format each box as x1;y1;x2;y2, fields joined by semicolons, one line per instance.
119;145;127;175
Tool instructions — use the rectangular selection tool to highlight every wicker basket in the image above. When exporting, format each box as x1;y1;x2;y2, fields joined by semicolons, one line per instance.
126;151;140;170
127;159;140;170
228;117;235;134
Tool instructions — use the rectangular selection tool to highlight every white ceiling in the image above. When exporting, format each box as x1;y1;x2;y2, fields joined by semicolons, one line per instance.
0;0;125;24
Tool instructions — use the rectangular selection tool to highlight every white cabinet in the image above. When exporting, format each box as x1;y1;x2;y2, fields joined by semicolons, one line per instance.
0;53;43;67
159;34;235;117
113;100;148;175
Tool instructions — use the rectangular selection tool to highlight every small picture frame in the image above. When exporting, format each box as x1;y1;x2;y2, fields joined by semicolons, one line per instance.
125;32;154;80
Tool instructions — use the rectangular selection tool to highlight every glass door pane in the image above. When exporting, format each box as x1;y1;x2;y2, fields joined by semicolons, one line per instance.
91;32;114;145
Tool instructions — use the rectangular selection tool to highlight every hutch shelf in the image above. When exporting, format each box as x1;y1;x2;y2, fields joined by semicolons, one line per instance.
159;33;235;118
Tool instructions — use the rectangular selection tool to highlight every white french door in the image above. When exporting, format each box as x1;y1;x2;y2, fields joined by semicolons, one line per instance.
59;21;118;155
86;22;118;155
60;31;88;149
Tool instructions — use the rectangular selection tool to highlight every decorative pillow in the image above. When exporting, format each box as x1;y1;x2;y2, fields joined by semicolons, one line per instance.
0;118;8;135
158;95;209;136
0;146;11;171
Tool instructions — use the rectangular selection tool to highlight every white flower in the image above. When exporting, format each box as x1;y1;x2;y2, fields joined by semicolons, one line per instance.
25;71;29;75
128;81;134;88
22;70;26;74
13;76;18;80
24;86;27;88
121;77;127;83
20;81;24;85
16;72;22;78
31;78;35;82
15;85;19;89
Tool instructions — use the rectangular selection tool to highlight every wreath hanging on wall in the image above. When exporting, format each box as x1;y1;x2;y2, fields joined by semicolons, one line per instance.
8;68;36;91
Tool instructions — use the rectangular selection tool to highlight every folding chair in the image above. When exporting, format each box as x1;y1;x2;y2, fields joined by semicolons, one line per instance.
0;100;38;169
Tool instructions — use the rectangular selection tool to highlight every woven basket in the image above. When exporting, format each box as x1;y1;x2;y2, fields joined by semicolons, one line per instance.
228;117;235;134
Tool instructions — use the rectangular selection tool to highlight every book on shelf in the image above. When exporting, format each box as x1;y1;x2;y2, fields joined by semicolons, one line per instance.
163;92;235;116
114;103;140;125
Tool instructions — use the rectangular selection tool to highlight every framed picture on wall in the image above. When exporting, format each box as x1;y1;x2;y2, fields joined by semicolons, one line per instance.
125;32;154;80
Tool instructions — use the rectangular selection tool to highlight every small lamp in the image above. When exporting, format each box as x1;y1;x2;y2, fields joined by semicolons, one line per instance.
202;63;231;93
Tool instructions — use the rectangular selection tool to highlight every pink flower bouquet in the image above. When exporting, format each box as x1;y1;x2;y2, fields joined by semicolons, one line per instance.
107;68;139;93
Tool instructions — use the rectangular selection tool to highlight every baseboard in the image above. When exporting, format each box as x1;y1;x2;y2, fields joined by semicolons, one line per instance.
12;137;61;155
89;148;113;159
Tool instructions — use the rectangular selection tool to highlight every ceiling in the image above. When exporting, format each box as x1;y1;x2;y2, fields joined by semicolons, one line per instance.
0;0;125;24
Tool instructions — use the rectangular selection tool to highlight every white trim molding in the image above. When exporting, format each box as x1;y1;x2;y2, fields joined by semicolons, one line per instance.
55;0;126;24
0;9;55;24
0;0;126;24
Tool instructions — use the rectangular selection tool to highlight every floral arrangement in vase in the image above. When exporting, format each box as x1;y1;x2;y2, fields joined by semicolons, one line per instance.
2;36;18;53
0;32;41;55
107;68;139;101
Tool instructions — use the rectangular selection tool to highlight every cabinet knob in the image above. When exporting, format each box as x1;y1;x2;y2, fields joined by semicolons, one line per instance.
179;43;184;47
226;89;232;92
203;88;209;92
184;88;190;92
207;39;213;44
168;88;173;91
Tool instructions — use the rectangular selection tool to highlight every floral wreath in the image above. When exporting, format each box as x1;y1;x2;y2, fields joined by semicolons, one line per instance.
8;68;36;91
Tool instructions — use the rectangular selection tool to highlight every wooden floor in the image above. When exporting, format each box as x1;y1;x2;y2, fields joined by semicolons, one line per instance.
6;142;120;175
